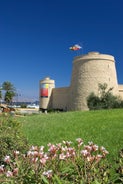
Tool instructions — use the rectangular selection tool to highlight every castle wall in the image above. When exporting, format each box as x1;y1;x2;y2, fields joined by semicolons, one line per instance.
51;87;70;110
118;85;123;99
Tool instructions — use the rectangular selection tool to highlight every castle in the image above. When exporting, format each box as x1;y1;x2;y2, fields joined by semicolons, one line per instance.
39;52;123;112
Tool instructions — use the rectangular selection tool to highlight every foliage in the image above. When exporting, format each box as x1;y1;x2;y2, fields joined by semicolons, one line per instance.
2;81;15;91
20;103;27;108
4;91;16;104
87;83;123;110
114;149;123;183
0;115;29;164
0;138;111;183
1;81;16;105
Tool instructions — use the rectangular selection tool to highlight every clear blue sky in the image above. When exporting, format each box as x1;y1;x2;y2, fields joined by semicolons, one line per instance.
0;0;123;101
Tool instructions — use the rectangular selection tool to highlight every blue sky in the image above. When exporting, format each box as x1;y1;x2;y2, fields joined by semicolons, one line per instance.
0;0;123;101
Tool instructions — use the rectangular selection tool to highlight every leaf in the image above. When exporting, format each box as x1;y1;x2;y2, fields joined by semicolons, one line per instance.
41;175;49;184
92;180;101;184
53;174;63;184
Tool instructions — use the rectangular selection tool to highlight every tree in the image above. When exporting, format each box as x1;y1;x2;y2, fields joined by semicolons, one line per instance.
2;81;16;105
4;91;16;104
87;83;122;110
2;81;15;91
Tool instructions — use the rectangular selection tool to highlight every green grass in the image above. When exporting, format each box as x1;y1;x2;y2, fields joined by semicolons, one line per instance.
21;109;123;161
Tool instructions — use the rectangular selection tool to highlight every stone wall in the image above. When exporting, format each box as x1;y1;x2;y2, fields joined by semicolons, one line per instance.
51;87;70;110
118;85;123;99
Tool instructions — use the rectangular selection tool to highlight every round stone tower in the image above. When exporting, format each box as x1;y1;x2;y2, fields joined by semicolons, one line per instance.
69;52;119;111
39;77;55;112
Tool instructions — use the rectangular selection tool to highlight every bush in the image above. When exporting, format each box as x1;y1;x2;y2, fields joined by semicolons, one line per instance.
114;149;123;183
20;103;27;108
0;138;111;183
0;115;29;164
87;92;102;110
87;83;123;110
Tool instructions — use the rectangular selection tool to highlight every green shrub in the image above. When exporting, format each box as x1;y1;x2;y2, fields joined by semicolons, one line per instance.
87;92;102;110
114;149;123;183
0;138;111;183
87;83;123;110
0;115;29;163
20;103;27;108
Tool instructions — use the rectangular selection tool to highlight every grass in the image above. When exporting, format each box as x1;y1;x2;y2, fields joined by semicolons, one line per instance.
20;109;123;162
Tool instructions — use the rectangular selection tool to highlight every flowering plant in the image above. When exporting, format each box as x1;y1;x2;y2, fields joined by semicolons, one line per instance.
0;138;110;183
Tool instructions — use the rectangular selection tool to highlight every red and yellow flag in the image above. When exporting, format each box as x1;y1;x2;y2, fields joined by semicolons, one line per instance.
69;44;82;51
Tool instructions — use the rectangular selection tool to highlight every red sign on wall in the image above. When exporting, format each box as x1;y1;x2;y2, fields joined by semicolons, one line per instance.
41;88;48;97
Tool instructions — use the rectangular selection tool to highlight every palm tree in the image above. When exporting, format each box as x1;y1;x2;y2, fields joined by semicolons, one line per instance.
2;81;16;105
2;81;15;91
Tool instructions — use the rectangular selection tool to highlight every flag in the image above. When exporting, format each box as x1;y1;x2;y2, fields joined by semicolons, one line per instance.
69;44;82;51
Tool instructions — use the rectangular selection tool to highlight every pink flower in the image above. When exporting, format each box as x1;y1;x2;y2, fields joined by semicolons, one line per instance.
40;154;49;165
48;144;57;154
81;149;89;157
30;146;38;151
95;154;103;163
6;171;13;177
40;158;47;165
67;147;76;157
59;153;66;160
13;168;19;176
86;156;95;162
0;165;4;173
33;151;39;157
13;150;20;157
100;146;109;156
43;170;52;179
4;156;10;163
76;138;83;147
56;143;62;148
27;151;33;157
32;157;38;163
92;144;99;151
84;145;92;152
88;141;94;145
39;151;44;158
40;146;44;152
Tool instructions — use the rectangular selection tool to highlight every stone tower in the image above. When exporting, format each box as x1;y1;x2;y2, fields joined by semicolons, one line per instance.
68;52;119;110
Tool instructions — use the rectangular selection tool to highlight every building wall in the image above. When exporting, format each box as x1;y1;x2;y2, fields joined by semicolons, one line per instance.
51;87;70;110
118;85;123;99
